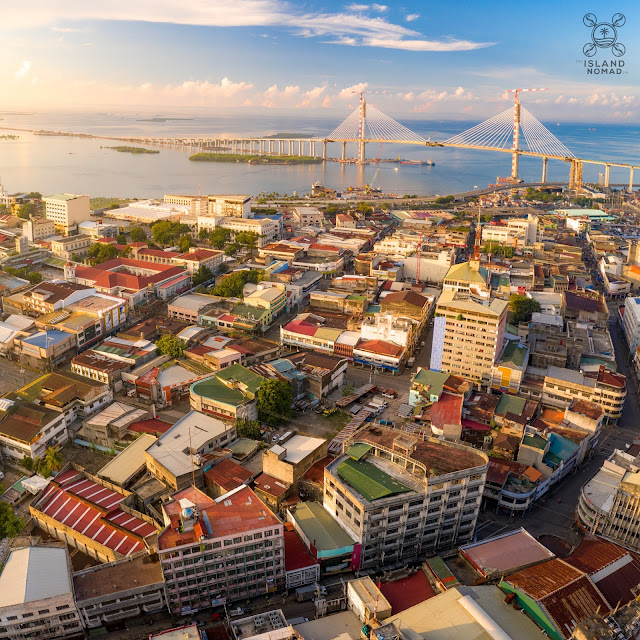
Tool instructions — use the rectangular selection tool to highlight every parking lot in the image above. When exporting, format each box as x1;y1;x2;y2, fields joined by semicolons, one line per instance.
0;358;41;395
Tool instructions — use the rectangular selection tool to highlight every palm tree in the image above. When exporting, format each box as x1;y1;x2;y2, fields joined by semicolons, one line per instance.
44;446;63;472
32;456;45;475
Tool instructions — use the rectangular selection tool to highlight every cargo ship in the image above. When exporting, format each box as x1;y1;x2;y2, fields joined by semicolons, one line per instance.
398;159;435;166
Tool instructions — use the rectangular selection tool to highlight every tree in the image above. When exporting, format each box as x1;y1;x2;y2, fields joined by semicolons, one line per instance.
129;226;147;243
236;419;262;440
356;202;373;216
151;220;175;245
198;228;210;241
156;334;184;359
0;502;23;538
209;228;231;249
88;243;119;264
211;269;263;298
5;266;42;284
192;265;214;287
116;233;127;244
236;231;258;250
44;446;63;472
508;293;541;324
27;191;42;200
177;234;193;253
257;379;292;426
483;214;492;223
16;203;35;219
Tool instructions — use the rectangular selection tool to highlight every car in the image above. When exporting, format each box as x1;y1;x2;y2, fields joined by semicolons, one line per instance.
272;435;280;443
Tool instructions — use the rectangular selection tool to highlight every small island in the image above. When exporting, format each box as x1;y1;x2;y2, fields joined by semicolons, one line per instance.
0;134;18;140
104;146;160;154
189;153;322;165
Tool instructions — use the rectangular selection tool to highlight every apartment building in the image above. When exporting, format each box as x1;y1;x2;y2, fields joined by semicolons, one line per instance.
542;365;626;423
197;215;278;247
323;426;488;570
481;215;538;247
623;296;640;354
0;546;82;640
23;218;56;242
431;290;507;389
3;281;95;317
158;485;284;613
292;207;324;227
43;193;90;234
577;447;640;551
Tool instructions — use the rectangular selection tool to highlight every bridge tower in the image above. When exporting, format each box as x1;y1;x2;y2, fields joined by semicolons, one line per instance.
506;88;548;180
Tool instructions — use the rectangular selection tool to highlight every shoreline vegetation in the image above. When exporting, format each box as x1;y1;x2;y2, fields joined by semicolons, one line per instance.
0;134;18;140
189;152;322;165
104;146;159;154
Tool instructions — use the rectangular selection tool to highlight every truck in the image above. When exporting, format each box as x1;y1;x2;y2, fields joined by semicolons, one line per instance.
295;584;326;602
370;397;388;408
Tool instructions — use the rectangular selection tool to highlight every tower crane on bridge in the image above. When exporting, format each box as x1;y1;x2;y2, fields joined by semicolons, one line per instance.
352;90;388;164
505;87;548;180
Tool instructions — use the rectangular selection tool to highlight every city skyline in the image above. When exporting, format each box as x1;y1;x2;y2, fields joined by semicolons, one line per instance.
0;0;638;121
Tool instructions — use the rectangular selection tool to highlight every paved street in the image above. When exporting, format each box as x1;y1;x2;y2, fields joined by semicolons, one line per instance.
0;358;40;395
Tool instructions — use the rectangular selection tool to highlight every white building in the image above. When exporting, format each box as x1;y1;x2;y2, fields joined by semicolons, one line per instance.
43;193;90;234
623;296;640;353
402;248;456;284
197;215;278;247
0;546;82;640
104;200;189;225
292;207;324;227
360;314;414;348
23;218;56;242
481;215;538;248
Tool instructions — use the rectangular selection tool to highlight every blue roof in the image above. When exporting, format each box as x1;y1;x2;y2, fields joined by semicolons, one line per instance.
547;432;580;461
270;358;306;381
22;330;70;348
254;214;282;221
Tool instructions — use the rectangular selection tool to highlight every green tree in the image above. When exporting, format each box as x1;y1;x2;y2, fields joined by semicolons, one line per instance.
198;228;210;241
211;269;263;298
177;234;193;253
156;334;184;359
356;202;373;216
236;231;258;250
192;265;214;287
257;378;292;426
129;226;147;243
16;202;35;219
225;243;239;256
27;191;42;200
44;446;64;472
0;502;23;538
88;243;119;264
435;195;455;205
151;220;175;245
116;233;127;244
483;214;492;223
5;266;42;284
20;456;34;472
236;419;262;440
209;228;231;249
508;293;542;324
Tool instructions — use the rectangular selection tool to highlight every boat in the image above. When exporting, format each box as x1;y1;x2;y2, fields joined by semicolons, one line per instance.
398;159;435;166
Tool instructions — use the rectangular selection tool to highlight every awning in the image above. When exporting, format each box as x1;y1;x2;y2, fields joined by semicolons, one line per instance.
346;443;373;461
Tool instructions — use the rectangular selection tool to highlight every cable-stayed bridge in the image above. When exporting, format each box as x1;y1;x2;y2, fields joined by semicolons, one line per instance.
66;91;638;192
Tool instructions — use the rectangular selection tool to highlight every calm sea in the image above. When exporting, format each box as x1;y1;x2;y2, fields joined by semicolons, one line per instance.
0;110;638;198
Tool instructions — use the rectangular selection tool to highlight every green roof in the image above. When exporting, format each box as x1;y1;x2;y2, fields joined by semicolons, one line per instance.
495;393;526;417
337;457;412;501
291;502;355;552
190;376;248;407
412;369;449;395
346;443;373;461
499;341;529;369
215;363;264;395
425;556;460;587
44;193;80;201
346;294;367;302
522;434;548;451
231;304;269;320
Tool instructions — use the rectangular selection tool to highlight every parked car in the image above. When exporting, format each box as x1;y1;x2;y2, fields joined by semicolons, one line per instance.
272;435;280;443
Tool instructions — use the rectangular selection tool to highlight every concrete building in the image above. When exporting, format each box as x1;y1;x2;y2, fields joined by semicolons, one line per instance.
165;194;251;218
168;293;218;323
324;426;488;570
73;555;166;629
172;248;224;275
491;340;529;393
542;365;626;423
262;434;328;487
481;215;538;247
0;546;82;640
623;296;640;354
145;410;237;491
103;200;189;225
50;235;92;260
158;485;284;612
197;215;278;247
43;193;90;234
292;207;324;227
79;401;148;448
431;290;507;389
23;218;56;242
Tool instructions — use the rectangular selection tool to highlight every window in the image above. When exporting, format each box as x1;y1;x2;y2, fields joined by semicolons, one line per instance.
55;606;70;611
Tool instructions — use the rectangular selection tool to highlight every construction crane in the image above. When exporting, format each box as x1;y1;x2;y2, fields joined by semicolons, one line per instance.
351;89;388;164
415;233;425;283
367;168;380;192
504;87;548;180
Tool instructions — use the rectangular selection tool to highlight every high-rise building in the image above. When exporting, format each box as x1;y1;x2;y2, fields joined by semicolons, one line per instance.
43;193;90;234
431;290;507;389
323;426;488;571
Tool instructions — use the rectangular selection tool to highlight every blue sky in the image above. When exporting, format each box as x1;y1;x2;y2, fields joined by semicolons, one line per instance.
1;0;638;120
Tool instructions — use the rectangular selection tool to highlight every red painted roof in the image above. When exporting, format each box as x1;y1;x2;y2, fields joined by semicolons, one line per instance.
254;473;290;497
355;339;404;357
380;570;435;613
175;249;223;261
461;418;491;431
284;529;317;572
204;459;253;492
138;248;181;258
283;321;318;337
430;392;462;430
128;418;173;435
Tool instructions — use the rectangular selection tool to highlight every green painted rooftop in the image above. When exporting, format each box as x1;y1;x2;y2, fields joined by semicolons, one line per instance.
412;369;449;395
290;502;355;551
522;434;548;450
499;341;529;369
190;376;248;407
346;443;373;461
496;393;527;417
231;304;269;320
337;457;412;501
215;363;264;395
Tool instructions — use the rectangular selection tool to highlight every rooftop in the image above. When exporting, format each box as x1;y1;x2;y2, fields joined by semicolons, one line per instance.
336;457;412;501
0;546;72;609
498;341;529;369
288;502;355;552
254;473;291;498
204;458;253;492
283;529;317;572
272;434;326;465
73;554;164;602
98;433;157;486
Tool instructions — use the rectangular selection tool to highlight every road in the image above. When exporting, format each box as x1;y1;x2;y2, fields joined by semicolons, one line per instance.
0;358;40;395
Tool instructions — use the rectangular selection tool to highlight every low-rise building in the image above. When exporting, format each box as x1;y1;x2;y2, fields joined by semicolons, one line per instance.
491;340;529;393
158;485;284;612
73;554;167;630
168;293;219;323
0;546;82;640
145;410;237;491
172;247;224;275
79;401;148;448
23;218;56;242
287;351;348;399
263;434;328;487
50;234;92;260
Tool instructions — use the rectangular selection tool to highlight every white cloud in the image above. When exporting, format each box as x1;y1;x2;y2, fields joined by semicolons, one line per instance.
1;1;493;52
405;13;419;22
15;60;30;79
338;82;368;99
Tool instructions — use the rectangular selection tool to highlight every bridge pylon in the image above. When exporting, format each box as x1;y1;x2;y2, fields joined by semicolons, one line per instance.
569;159;583;191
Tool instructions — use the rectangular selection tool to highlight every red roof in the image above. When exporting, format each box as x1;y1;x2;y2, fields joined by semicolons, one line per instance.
75;258;187;291
138;248;181;258
430;392;462;430
175;249;222;261
284;529;317;572
218;314;236;323
204;459;253;492
186;345;216;357
461;418;491;431
284;320;318;337
254;473;290;497
380;571;435;613
128;418;173;435
355;339;404;358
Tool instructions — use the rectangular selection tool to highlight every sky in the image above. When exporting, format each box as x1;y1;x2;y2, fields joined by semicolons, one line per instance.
1;0;639;121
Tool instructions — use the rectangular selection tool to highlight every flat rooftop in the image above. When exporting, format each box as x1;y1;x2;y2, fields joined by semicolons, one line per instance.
98;433;157;486
289;502;355;553
336;457;413;501
73;554;164;601
276;434;326;465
